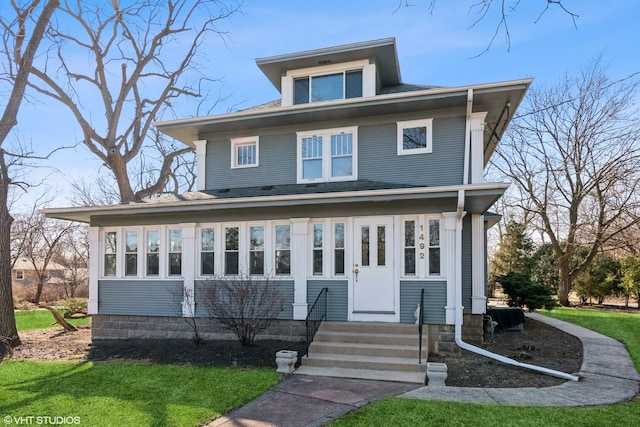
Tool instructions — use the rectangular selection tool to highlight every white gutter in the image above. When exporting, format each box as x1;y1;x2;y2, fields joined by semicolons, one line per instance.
452;90;579;382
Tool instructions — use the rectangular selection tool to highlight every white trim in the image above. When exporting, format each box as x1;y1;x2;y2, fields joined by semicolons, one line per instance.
180;223;197;317
88;227;100;314
296;126;358;184
470;112;487;184
442;212;458;324
471;214;486;314
292;218;309;320
397;118;433;156
230;136;259;169
194;140;207;191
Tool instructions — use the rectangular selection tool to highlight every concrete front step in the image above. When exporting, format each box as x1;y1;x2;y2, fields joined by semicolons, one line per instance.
300;321;428;384
295;365;427;384
313;330;424;346
302;352;426;373
310;341;427;359
319;321;420;335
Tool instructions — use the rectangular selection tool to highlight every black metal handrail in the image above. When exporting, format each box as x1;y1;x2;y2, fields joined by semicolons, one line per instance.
305;287;328;357
418;288;425;364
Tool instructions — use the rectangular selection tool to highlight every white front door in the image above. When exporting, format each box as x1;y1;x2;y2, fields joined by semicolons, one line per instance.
352;217;395;321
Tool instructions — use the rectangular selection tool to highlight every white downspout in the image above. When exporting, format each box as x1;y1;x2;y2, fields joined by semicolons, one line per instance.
452;90;579;382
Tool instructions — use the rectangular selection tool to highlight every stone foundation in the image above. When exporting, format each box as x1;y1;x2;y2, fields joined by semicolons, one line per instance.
92;314;306;342
428;314;484;355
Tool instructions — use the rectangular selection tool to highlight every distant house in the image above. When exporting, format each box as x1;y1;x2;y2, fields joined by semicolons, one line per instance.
45;38;530;348
12;257;88;301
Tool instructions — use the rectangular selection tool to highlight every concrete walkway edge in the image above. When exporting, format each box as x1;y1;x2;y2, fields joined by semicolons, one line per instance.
401;312;640;406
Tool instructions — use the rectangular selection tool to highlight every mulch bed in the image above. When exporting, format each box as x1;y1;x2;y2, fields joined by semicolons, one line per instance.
4;317;583;388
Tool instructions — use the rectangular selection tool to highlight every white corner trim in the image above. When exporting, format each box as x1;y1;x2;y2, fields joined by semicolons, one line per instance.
194;140;207;191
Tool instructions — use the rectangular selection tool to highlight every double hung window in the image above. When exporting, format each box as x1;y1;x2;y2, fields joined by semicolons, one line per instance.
249;226;265;275
201;228;215;275
104;231;117;276
275;225;291;275
312;224;323;275
298;127;357;183
231;137;259;168
146;230;160;276
225;227;239;275
168;229;182;276
125;230;138;276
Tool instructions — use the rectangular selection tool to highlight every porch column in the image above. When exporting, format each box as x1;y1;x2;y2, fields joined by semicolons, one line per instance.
471;214;486;314
87;227;100;315
194;140;207;191
442;212;458;324
470;112;487;184
291;218;309;320
180;223;197;317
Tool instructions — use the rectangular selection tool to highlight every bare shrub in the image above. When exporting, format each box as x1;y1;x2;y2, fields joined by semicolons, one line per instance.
201;275;285;347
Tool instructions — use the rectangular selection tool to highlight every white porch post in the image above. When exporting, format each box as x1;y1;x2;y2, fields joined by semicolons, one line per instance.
471;214;487;314
291;218;309;320
442;212;458;324
87;227;100;315
470;112;487;184
180;223;197;317
194;140;207;191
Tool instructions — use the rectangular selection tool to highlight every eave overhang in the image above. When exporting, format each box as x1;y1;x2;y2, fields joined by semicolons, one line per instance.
255;37;401;92
43;182;510;224
155;79;531;165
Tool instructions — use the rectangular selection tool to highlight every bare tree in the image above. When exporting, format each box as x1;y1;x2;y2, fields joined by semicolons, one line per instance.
493;60;640;306
0;0;59;348
12;207;75;304
398;1;579;55
201;275;285;347
26;0;239;203
51;224;88;299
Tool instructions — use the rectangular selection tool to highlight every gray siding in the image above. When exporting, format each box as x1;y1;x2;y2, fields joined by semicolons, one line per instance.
202;111;466;192
359;117;466;187
462;215;472;313
193;279;294;320
307;280;348;321
206;133;296;190
400;281;447;324
98;280;183;316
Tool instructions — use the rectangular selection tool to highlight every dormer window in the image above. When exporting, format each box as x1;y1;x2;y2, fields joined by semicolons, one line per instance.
294;70;363;104
282;59;375;107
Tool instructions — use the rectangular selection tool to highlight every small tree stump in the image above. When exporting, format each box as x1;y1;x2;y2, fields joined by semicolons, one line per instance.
39;305;78;332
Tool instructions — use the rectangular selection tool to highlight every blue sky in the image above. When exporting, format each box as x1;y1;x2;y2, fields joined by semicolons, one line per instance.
12;0;640;208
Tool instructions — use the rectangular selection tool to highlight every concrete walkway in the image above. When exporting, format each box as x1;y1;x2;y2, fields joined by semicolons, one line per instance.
402;313;640;406
208;314;640;427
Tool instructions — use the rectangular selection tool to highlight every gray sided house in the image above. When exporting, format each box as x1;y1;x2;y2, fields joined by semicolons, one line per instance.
45;38;530;349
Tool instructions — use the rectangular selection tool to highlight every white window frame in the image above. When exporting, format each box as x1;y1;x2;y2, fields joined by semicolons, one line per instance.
199;226;217;277
103;229;118;277
283;59;373;106
230;136;259;169
15;270;24;280
167;228;183;277
296;126;358;183
397;119;433;156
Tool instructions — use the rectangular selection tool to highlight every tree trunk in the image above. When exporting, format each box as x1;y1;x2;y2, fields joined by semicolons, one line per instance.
557;257;571;306
0;203;19;346
34;279;44;305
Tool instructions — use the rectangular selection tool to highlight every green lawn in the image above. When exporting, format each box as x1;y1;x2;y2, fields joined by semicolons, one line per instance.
15;309;91;332
333;307;640;427
0;361;278;427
